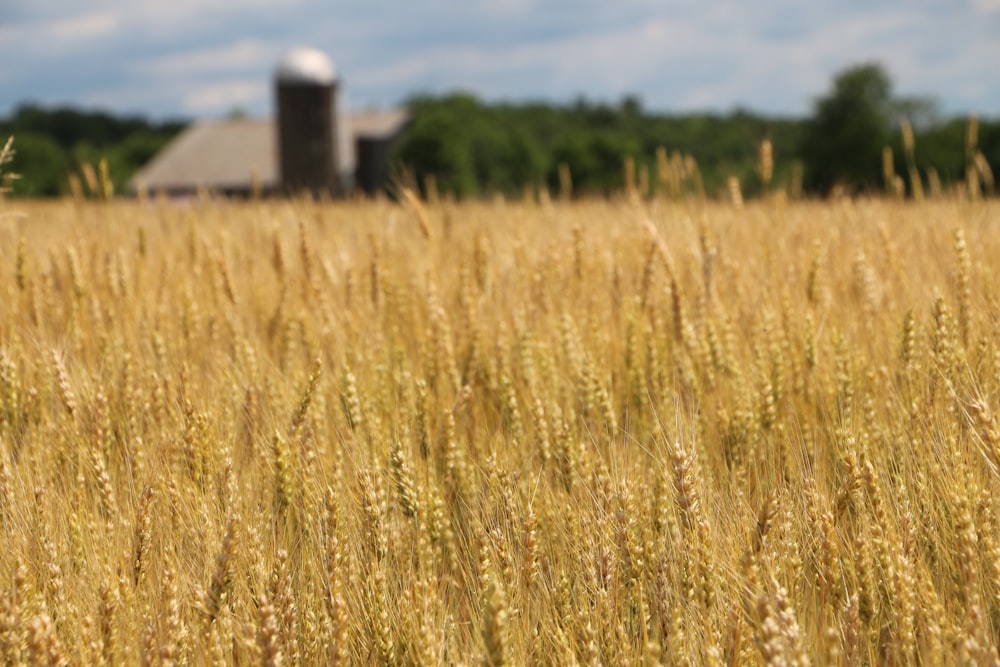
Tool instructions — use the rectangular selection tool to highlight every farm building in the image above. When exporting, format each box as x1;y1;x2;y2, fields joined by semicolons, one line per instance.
130;48;409;198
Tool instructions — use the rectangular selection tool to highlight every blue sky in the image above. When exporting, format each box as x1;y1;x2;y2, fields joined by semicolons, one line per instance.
1;0;998;120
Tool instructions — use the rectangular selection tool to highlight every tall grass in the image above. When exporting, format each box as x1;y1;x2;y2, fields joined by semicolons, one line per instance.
1;194;999;664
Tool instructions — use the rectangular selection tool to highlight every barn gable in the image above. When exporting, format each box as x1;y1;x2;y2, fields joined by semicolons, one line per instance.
130;109;409;197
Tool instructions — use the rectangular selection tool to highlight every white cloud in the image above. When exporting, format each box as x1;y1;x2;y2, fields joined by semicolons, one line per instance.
181;78;269;113
971;0;1000;11
132;39;279;77
355;19;700;94
0;11;122;59
2;0;999;118
47;12;120;41
479;0;536;18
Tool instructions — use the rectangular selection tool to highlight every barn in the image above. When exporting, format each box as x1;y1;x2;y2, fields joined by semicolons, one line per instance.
130;48;409;199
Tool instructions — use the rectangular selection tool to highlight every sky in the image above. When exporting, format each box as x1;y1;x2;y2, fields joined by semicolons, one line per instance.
1;0;999;121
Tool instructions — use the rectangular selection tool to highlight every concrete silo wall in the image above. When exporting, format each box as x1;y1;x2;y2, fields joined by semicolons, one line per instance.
276;81;339;196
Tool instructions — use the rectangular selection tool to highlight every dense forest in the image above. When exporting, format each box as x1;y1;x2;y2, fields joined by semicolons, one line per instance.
1;63;997;199
392;65;997;198
0;106;184;197
392;94;804;198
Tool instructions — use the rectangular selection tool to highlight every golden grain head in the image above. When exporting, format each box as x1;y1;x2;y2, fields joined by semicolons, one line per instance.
0;192;998;664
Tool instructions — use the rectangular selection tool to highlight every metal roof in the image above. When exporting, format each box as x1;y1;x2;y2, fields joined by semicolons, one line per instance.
348;108;410;139
130;109;409;194
276;47;337;85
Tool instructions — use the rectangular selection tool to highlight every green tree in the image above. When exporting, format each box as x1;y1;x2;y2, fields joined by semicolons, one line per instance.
393;95;479;196
0;103;185;197
480;127;546;193
800;62;894;194
5;132;71;196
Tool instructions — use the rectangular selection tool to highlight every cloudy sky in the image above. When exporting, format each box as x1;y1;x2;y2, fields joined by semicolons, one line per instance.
2;0;998;120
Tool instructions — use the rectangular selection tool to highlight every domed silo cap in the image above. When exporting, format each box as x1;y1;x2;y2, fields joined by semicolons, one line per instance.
276;47;337;85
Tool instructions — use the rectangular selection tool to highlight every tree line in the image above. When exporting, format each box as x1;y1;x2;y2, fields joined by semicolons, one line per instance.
1;63;996;198
0;106;184;197
392;93;803;198
392;63;997;199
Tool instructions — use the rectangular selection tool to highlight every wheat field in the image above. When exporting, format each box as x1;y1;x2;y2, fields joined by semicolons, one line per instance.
1;195;999;665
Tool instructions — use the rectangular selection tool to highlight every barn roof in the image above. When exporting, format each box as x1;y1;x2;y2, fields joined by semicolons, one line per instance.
131;108;409;194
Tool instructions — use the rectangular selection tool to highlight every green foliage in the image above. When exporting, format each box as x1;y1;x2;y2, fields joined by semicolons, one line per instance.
550;131;641;193
799;63;894;194
394;95;478;196
0;104;184;197
391;93;802;198
798;64;1000;197
4;132;71;197
3;65;996;200
916;117;1000;182
0;136;16;195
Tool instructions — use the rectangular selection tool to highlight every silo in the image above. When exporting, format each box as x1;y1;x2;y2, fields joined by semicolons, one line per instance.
275;47;340;196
